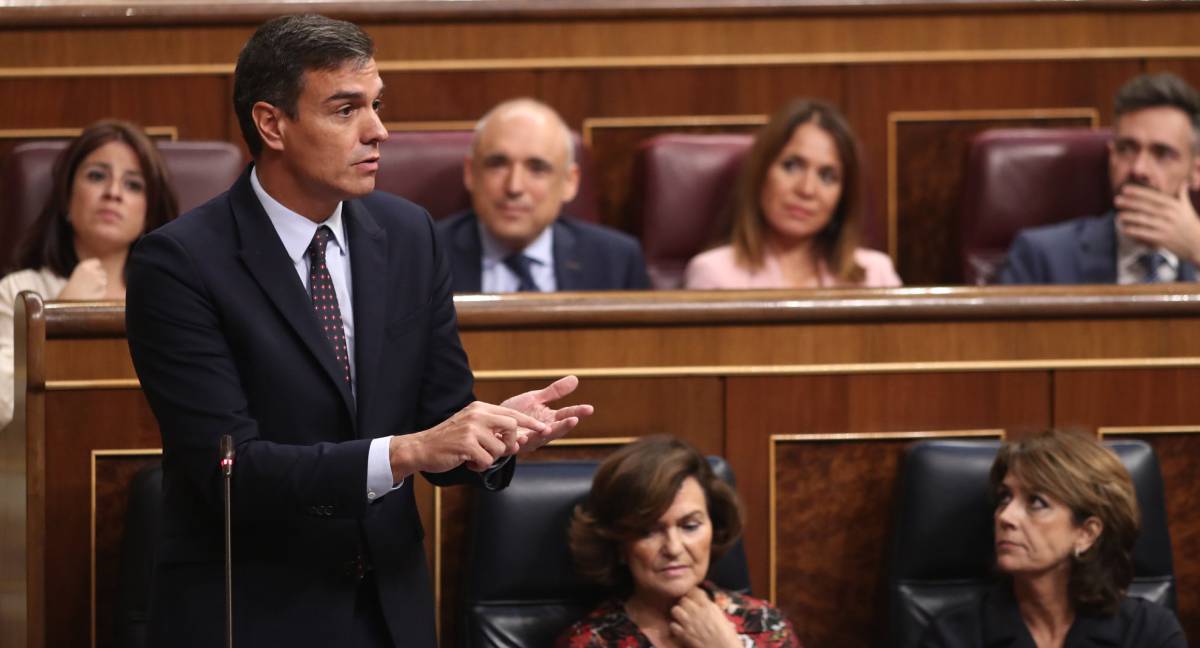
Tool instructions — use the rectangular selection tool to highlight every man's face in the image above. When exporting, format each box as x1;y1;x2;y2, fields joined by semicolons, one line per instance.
1109;105;1200;197
464;106;579;251
275;59;387;216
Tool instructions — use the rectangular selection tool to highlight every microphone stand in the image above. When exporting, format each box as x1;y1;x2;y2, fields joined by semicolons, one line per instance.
220;434;235;648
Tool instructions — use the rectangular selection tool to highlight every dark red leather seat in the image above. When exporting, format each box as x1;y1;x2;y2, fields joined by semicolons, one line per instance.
633;134;754;289
375;130;600;222
959;128;1114;285
0;140;244;272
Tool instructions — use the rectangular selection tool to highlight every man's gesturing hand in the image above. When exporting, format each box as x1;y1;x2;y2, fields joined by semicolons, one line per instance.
388;401;550;481
500;375;594;454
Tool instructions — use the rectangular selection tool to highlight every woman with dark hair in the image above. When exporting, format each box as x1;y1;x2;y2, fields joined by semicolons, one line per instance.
684;99;900;289
920;430;1185;648
558;435;800;648
0;119;177;428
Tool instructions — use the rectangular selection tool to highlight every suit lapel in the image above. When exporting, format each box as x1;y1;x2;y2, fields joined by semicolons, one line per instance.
452;213;484;292
232;171;357;426
551;219;584;290
346;199;386;435
1179;261;1197;281
1077;212;1119;283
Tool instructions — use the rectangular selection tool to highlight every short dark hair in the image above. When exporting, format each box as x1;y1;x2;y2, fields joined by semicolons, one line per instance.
568;436;742;593
233;14;375;157
729;98;866;284
990;430;1139;616
15;119;177;277
1113;72;1200;147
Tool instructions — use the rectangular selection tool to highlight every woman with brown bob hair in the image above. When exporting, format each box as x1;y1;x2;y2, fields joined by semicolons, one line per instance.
684;99;900;289
1;119;177;428
920;430;1184;647
559;435;800;648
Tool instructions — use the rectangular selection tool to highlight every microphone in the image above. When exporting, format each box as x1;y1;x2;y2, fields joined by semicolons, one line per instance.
220;434;235;648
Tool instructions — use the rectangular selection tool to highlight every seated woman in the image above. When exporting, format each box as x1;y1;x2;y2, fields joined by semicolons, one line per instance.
684;99;900;289
920;430;1185;648
559;435;801;647
0;119;177;428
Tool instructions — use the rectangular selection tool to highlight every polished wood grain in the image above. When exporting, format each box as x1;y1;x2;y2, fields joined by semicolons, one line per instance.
725;372;1050;613
10;291;1200;648
772;433;1003;648
93;453;160;648
1100;430;1200;644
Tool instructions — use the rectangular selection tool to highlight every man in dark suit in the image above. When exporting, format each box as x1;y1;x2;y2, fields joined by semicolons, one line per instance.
125;15;591;647
437;98;651;292
999;73;1200;284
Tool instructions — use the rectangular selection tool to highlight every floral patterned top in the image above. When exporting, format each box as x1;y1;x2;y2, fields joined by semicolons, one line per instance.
556;582;801;648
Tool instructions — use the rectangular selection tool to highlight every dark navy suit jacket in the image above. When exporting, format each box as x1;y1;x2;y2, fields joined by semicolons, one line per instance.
919;585;1186;648
126;169;510;647
436;210;651;292
997;211;1197;284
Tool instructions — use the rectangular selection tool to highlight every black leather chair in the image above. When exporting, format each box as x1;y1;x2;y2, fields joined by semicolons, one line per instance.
460;457;751;648
113;461;164;648
887;439;1176;648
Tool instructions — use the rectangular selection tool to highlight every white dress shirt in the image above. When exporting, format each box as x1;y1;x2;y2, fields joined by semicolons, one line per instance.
250;168;398;503
479;222;557;292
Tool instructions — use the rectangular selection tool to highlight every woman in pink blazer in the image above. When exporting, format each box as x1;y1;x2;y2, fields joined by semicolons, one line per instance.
685;100;901;289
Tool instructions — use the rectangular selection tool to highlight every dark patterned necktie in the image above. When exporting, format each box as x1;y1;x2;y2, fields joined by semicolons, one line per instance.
1139;252;1167;283
502;253;540;292
308;226;351;385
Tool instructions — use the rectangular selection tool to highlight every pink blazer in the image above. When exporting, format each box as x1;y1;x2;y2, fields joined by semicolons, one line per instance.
684;245;902;289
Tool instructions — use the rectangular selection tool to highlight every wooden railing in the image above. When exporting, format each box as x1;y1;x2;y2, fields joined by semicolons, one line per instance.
5;286;1200;647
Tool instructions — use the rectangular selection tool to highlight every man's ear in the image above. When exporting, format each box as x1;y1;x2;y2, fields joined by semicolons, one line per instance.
462;154;475;193
252;101;287;153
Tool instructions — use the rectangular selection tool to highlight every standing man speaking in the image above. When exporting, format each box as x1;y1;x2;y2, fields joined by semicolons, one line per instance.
126;14;591;647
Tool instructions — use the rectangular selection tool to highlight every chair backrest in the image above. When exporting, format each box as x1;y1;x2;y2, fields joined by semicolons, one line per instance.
887;439;1176;648
0;140;244;273
113;461;163;648
633;133;753;289
375;130;601;223
461;456;751;648
958;128;1114;284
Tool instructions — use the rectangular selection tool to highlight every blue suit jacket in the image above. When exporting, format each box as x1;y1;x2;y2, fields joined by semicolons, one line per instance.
126;169;509;647
436;210;651;292
997;211;1197;284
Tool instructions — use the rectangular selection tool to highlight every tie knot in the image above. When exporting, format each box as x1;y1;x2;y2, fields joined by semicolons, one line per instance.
309;226;334;261
502;253;539;292
1139;251;1167;283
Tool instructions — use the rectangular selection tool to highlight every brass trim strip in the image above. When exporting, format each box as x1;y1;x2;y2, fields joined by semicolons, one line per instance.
469;357;1200;378
1098;426;1200;436
90;449;162;648
885;107;1099;262
0;126;178;141
8;47;1200;79
382;120;475;132
581;114;767;147
547;436;637;446
767;429;1004;603
47;379;141;390
43;357;1200;390
434;484;442;639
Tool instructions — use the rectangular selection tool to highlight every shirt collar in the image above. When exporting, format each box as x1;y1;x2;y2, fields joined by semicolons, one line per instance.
477;218;555;269
250;166;347;263
1116;222;1178;275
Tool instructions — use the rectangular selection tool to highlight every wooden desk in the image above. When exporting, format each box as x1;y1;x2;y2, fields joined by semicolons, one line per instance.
4;286;1200;647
